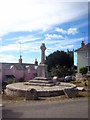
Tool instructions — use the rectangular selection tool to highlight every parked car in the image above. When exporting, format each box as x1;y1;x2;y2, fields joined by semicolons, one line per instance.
64;76;72;82
53;76;58;80
52;76;58;83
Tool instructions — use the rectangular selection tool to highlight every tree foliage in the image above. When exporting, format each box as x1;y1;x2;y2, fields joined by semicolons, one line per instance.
49;65;69;77
46;50;73;72
74;65;77;70
79;66;88;75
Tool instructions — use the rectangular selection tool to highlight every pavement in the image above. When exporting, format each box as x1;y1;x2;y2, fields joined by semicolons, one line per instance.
2;98;88;118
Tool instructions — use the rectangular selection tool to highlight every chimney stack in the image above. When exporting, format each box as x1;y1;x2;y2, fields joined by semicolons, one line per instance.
35;59;38;66
81;41;85;47
19;55;22;64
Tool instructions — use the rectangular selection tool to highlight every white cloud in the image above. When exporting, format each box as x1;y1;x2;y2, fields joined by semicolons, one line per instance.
0;44;21;52
0;35;84;63
56;27;78;35
68;28;78;35
0;1;87;37
45;37;83;55
0;42;41;53
0;1;87;64
45;34;63;40
6;35;40;43
46;44;74;56
0;35;84;54
0;37;1;43
56;28;67;34
0;54;17;63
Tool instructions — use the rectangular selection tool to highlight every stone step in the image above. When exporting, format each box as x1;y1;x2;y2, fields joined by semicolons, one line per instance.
29;79;53;84
34;77;49;80
24;82;55;86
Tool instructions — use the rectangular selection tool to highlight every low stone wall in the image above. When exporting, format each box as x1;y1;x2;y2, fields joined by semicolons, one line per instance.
5;83;76;98
37;90;64;97
6;88;26;97
6;88;64;97
25;89;38;100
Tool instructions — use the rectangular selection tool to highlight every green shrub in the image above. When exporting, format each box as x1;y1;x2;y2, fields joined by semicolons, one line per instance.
79;66;88;75
75;70;77;73
8;79;15;84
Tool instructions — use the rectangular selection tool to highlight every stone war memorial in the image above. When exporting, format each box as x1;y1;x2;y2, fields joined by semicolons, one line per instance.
5;43;78;99
27;43;55;86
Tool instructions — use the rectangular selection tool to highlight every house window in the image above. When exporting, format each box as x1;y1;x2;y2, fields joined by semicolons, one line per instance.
28;69;31;74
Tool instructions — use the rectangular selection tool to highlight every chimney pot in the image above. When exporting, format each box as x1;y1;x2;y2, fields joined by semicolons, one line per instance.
81;41;85;47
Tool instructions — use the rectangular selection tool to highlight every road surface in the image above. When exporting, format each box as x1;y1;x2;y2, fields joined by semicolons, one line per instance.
2;98;88;118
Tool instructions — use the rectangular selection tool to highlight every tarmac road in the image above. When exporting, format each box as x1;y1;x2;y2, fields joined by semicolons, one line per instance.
2;98;88;118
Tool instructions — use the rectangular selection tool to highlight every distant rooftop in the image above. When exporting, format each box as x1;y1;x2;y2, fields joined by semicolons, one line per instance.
75;42;90;52
1;62;35;70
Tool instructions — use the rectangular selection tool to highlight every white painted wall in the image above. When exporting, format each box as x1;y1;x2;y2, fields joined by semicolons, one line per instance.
77;50;89;72
0;63;2;81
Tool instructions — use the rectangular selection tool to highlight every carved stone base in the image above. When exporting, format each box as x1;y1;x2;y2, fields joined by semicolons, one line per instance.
28;64;53;86
37;64;48;78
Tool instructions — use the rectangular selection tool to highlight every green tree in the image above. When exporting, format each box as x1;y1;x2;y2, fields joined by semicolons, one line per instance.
46;50;73;72
49;65;69;77
74;65;77;70
79;66;88;75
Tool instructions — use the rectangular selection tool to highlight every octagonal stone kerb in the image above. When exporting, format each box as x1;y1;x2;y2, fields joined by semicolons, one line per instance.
6;87;71;97
5;82;76;97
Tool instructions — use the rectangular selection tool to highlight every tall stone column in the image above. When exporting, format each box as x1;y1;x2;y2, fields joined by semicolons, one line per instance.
37;43;48;78
40;43;46;64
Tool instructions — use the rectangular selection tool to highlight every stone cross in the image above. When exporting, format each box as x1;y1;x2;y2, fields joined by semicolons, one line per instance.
40;43;46;64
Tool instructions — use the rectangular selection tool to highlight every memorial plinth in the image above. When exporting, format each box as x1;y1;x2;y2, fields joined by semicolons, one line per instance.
37;64;48;78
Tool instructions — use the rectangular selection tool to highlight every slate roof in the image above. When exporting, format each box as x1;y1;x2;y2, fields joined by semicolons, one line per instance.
75;42;90;52
1;63;35;70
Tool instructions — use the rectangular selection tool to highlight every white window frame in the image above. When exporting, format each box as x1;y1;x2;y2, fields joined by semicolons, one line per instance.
28;69;31;74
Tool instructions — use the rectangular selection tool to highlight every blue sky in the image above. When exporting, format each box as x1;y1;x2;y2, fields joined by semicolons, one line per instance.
0;0;88;65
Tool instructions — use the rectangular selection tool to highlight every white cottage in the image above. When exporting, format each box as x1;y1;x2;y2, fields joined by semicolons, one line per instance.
75;41;90;74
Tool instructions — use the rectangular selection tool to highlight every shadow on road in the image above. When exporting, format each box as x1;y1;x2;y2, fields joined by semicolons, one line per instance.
2;107;23;119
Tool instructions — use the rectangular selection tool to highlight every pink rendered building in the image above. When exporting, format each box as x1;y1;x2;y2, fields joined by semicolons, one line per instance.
0;56;38;83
